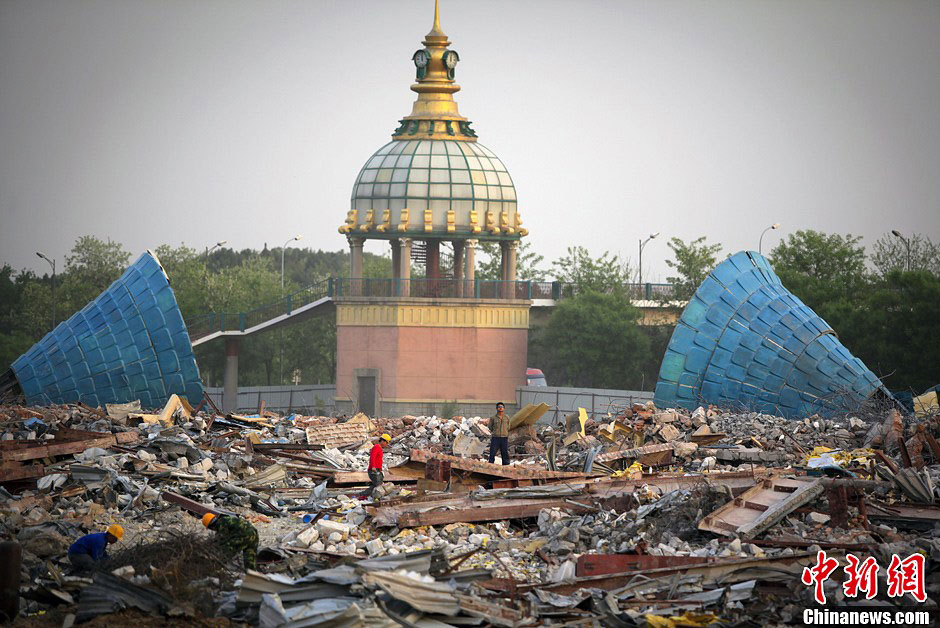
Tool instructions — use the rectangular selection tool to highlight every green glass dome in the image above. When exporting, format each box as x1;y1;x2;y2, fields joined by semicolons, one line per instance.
349;139;518;237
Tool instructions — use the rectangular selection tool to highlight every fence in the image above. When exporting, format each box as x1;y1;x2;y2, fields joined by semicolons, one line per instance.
204;383;652;420
516;385;654;425
204;385;336;414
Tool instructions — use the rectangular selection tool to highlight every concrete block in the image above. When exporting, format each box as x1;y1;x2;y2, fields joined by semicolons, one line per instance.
316;519;350;540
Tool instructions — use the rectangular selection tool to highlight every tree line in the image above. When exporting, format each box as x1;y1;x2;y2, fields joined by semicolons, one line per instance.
1;231;938;394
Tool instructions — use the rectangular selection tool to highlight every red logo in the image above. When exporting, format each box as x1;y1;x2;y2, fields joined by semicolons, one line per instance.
886;553;927;603
801;550;840;604
801;550;927;604
843;554;879;600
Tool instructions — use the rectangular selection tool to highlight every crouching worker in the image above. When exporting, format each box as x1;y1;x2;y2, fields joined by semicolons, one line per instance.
202;513;259;570
67;524;123;571
368;433;391;498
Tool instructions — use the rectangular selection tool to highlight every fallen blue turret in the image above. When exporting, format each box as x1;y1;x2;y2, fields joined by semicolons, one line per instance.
654;251;892;418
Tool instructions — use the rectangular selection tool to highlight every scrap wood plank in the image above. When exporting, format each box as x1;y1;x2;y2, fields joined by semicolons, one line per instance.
332;468;425;485
456;594;527;627
0;435;118;462
698;476;824;538
373;472;759;527
594;443;674;465
0;463;46;482
508;403;550;431
524;551;825;596
576;554;714;578
866;501;940;524
409;449;597;480
689;432;727;446
160;490;233;517
250;443;325;452
587;471;759;499
397;496;625;527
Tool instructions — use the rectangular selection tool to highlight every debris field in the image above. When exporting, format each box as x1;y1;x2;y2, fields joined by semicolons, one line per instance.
1;396;939;626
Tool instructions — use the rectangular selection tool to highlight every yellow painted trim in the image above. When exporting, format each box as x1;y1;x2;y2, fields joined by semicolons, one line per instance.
336;303;529;328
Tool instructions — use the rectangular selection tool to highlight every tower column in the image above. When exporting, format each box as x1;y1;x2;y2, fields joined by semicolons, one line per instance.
465;239;477;292
453;241;465;297
349;237;364;296
426;240;441;280
223;337;239;413
400;238;412;297
391;239;402;281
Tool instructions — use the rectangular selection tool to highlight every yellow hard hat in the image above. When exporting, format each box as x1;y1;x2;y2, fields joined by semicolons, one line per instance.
107;524;124;540
381;433;391;442
202;513;217;528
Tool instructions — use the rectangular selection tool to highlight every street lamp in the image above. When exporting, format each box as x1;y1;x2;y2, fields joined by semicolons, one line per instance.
204;240;227;307
638;232;659;291
891;229;911;272
279;235;303;386
205;240;227;268
36;251;56;330
758;223;781;255
281;235;303;290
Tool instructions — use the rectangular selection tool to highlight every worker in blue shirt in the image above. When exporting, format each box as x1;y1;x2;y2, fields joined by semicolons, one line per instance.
67;524;123;571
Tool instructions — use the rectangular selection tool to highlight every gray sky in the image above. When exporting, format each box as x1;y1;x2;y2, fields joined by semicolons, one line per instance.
2;0;938;284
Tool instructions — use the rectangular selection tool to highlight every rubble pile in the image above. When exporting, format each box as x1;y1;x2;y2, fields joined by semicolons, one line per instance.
1;398;939;625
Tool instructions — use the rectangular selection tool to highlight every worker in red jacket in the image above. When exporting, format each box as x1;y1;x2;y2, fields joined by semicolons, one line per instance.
367;433;391;497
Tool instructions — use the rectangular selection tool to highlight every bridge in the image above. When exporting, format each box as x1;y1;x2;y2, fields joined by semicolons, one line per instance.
185;277;680;345
187;277;680;411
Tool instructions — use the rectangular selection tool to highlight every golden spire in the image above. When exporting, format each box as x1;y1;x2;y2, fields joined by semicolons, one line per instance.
427;0;445;39
392;0;477;141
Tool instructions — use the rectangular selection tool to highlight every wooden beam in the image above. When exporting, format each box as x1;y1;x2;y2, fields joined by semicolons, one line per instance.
409;449;596;480
160;490;232;517
397;495;631;527
0;464;46;482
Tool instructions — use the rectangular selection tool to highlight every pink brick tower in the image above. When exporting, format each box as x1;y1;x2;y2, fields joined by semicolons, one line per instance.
334;1;530;418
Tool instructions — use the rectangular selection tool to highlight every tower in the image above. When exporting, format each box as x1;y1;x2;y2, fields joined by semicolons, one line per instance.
334;1;530;417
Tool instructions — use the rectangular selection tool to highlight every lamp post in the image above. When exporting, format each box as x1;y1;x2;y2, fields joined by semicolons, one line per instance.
280;235;303;290
35;251;56;330
891;229;911;272
758;223;781;255
638;232;659;294
204;240;227;307
279;235;303;386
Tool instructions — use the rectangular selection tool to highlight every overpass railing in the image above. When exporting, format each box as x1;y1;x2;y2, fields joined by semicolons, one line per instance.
186;277;676;342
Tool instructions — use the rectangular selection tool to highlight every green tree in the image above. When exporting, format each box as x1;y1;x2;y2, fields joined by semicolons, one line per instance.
152;244;205;319
538;291;651;389
769;230;867;316
870;232;940;277
665;236;722;300
60;236;131;313
829;270;940;393
551;246;629;293
476;240;547;281
0;265;38;368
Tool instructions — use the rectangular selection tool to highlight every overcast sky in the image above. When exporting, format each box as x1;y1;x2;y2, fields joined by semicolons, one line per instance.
2;0;938;284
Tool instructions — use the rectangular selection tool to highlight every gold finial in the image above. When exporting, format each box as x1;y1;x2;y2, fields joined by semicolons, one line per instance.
393;0;478;142
428;0;444;38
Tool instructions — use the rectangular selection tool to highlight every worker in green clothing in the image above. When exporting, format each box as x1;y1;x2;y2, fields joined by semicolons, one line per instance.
202;513;259;569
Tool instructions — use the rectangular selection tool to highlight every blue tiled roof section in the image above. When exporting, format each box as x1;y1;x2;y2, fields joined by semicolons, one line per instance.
654;251;892;418
10;251;203;408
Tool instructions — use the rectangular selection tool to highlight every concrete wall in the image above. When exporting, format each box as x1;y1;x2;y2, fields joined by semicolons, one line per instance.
206;384;652;422
516;385;653;425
